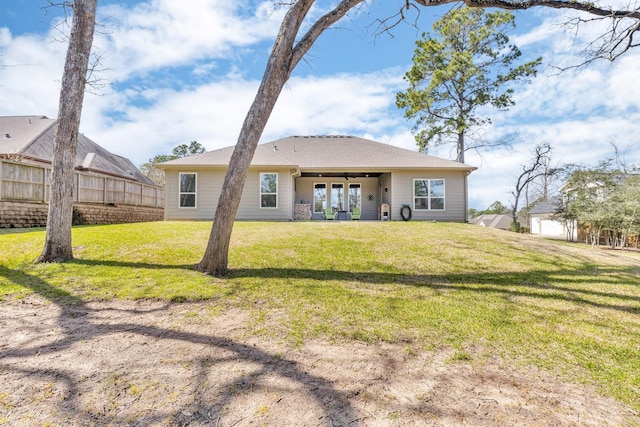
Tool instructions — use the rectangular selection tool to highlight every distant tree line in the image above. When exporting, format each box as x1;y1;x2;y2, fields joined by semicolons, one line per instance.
468;201;510;219
140;141;205;185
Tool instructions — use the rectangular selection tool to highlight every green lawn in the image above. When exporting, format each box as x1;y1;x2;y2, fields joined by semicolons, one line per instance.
1;221;639;411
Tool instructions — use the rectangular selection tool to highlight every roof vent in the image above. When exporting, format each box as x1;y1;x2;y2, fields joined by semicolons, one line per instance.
82;152;96;169
5;134;10;138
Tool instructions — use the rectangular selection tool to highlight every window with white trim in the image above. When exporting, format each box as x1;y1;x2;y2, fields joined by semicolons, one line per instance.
179;173;196;208
260;173;278;208
414;179;445;210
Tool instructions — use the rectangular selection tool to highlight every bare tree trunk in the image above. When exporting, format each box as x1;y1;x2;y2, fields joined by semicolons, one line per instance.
197;0;363;276
511;143;552;234
38;0;97;263
456;132;465;163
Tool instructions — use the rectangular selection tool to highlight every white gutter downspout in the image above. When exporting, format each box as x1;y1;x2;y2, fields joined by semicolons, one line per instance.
464;170;471;222
290;166;301;221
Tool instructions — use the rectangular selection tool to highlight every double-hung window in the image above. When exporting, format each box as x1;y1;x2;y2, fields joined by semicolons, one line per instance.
414;179;445;210
179;173;196;208
260;173;278;208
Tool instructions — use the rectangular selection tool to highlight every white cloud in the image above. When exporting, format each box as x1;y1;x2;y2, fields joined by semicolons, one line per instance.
94;0;283;81
0;29;66;117
264;70;405;139
0;27;11;46
79;76;259;163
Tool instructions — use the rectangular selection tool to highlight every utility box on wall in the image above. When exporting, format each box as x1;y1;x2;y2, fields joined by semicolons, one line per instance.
379;203;390;221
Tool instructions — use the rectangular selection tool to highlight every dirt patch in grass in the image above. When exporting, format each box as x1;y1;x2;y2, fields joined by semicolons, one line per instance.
1;297;638;426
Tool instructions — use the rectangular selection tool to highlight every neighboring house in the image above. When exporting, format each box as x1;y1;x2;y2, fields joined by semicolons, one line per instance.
1;115;152;183
528;199;577;240
0;115;164;227
159;135;476;222
469;214;512;231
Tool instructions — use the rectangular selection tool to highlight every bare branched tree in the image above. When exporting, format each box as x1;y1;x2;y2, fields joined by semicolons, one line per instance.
425;0;640;70
558;14;640;69
38;0;98;263
511;143;556;232
47;1;110;94
608;139;634;173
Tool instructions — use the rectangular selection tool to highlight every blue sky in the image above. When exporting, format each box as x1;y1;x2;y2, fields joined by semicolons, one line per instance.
1;0;638;210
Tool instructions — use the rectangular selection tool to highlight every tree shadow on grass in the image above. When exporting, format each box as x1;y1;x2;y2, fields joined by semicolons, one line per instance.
2;259;640;423
23;256;640;314
226;266;640;314
0;265;359;425
69;258;196;271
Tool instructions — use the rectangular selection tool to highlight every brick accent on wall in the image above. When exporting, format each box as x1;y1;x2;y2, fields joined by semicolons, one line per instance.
0;201;164;228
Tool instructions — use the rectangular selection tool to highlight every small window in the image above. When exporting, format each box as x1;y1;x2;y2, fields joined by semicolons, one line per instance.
414;179;445;210
179;173;197;208
260;173;278;208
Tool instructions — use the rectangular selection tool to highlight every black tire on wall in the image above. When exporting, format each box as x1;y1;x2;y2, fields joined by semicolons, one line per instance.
400;205;412;221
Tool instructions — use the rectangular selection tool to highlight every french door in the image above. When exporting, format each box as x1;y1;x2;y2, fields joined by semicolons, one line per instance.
348;183;361;212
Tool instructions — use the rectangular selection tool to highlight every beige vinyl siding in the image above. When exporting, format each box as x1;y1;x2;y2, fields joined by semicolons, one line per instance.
164;168;225;220
165;167;293;221
236;168;292;220
164;167;292;221
390;170;468;222
379;173;392;205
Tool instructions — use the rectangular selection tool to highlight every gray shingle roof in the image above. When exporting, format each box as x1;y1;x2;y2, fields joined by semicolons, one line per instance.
528;199;562;215
0;115;154;185
159;143;298;168
0;115;53;154
469;214;512;230
159;135;477;171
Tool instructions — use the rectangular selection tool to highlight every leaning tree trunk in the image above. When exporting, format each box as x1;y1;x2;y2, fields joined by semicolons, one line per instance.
197;0;364;276
38;0;98;263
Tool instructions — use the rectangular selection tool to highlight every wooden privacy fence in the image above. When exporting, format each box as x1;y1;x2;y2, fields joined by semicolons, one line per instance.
0;159;164;208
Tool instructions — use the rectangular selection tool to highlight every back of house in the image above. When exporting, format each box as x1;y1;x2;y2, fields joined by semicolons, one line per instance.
159;135;476;222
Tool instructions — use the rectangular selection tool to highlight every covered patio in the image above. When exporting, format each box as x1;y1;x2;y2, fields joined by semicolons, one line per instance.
293;171;391;221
